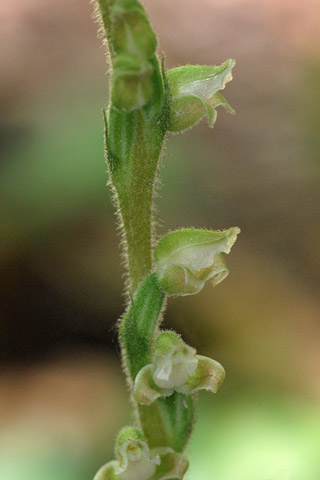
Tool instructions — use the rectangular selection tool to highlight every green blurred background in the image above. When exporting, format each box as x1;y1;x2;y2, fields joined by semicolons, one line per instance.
1;1;320;479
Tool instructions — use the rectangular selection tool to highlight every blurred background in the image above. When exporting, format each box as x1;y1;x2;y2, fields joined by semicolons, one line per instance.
1;0;320;479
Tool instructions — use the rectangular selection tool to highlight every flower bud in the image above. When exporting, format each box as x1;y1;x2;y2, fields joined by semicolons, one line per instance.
111;0;157;59
166;59;235;132
97;0;157;60
111;55;153;111
96;0;160;111
155;227;240;296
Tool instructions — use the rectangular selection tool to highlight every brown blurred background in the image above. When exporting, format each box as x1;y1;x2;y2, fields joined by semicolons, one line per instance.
1;1;320;479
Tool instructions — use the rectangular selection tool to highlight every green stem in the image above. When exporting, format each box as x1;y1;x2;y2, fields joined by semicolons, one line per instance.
110;110;160;293
105;56;169;294
120;273;196;453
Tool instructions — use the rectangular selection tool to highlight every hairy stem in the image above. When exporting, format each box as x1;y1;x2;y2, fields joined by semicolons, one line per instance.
104;58;169;294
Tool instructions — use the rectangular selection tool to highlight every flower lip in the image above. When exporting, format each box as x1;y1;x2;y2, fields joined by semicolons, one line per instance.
116;437;160;480
153;342;198;389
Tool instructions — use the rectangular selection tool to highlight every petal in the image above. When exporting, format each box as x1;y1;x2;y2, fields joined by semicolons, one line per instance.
176;355;225;395
152;448;189;480
134;364;173;406
208;253;229;287
155;228;240;270
94;461;120;480
167;60;235;98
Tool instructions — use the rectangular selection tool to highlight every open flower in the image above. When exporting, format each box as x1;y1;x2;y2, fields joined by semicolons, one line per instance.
94;427;188;480
134;332;225;406
155;227;240;295
166;59;235;132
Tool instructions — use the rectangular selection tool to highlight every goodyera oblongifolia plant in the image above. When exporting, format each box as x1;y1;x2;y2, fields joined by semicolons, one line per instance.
92;1;240;478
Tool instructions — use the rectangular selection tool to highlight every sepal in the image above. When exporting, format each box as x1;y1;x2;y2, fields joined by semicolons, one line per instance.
155;228;240;296
166;59;235;132
134;364;168;405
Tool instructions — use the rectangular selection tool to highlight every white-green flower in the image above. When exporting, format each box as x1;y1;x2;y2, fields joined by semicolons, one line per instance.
155;227;240;295
115;438;159;480
134;332;225;406
94;428;188;480
166;59;235;132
